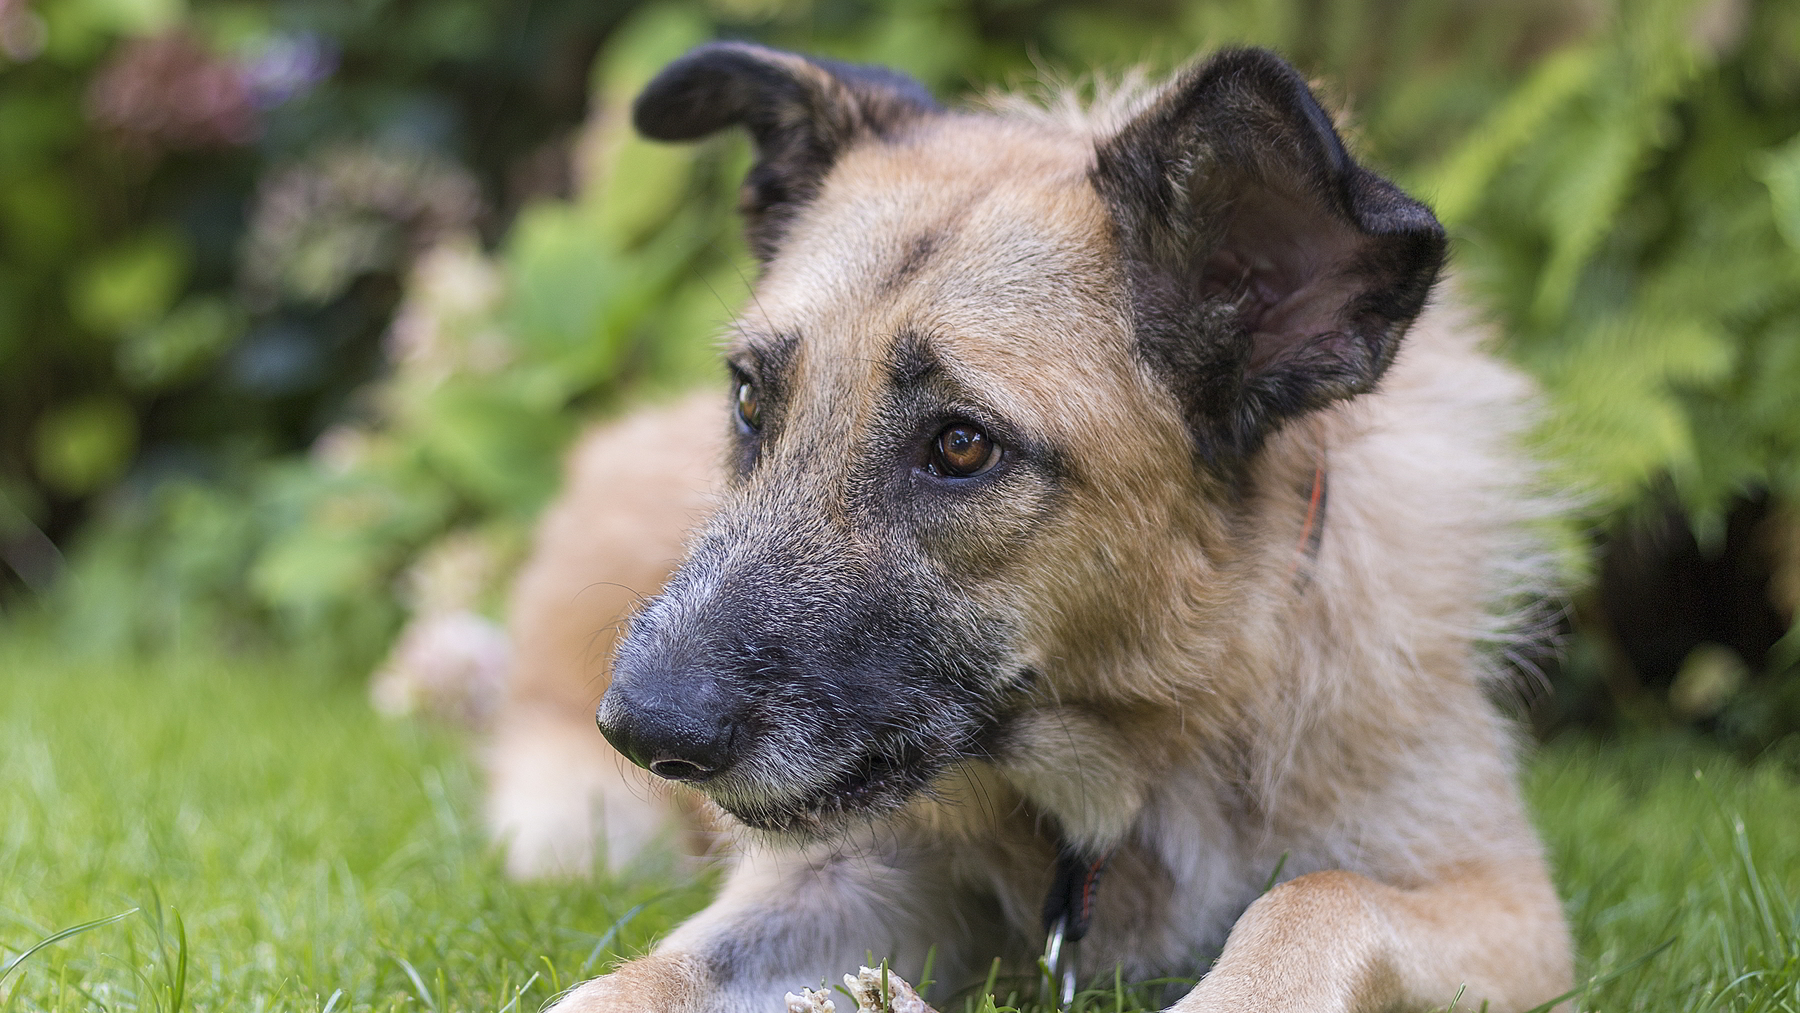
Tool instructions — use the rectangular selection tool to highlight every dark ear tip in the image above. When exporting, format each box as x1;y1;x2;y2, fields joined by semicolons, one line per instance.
632;41;792;142
1196;46;1348;177
1346;167;1447;243
1195;47;1311;95
1203;46;1296;73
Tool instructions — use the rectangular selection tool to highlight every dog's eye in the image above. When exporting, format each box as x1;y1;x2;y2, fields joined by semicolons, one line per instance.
736;382;760;431
933;424;999;477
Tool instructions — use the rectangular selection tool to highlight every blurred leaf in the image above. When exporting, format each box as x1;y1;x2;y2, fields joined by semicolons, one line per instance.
1755;131;1800;250
853;0;980;88
189;3;273;52
250;467;452;615
70;232;190;337
411;0;491;62
590;3;712;100
1534;312;1736;505
502;204;630;376
0;93;84;170
1529;111;1657;324
0;279;21;367
591;135;695;249
33;398;137;496
0;172;85;268
640;259;747;393
1424;47;1596;226
1178;0;1299;52
413;384;568;513
281;219;395;304
118;295;246;387
68;0;185;36
583;4;709;244
40;0;185;61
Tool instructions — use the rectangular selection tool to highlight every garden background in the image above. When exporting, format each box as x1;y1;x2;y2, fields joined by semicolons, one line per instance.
2;0;1799;1009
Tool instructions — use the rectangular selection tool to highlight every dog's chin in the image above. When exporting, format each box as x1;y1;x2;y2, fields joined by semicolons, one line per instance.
706;749;942;839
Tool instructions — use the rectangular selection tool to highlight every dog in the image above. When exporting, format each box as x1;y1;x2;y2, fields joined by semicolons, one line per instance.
486;41;1576;1013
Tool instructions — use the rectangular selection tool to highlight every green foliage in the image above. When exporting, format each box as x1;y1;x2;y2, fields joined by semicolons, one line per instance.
203;5;752;661
31;398;136;497
68;230;189;337
1415;0;1800;735
0;0;1796;733
1436;0;1800;523
0;0;673;596
3;0;1610;664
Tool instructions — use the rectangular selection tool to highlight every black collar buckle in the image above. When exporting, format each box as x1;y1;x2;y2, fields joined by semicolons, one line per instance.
1040;846;1111;1008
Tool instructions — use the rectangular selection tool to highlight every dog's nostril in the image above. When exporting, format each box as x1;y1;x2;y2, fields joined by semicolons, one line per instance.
597;672;740;782
649;757;717;782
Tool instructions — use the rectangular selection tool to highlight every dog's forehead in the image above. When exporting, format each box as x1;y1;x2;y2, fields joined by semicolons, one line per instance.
735;116;1134;416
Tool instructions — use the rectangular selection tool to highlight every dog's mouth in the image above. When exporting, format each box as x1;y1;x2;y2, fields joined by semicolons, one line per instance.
699;678;1029;837
708;741;953;836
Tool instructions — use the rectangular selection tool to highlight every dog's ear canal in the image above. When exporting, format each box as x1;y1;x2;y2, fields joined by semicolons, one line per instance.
634;41;942;260
1093;48;1447;462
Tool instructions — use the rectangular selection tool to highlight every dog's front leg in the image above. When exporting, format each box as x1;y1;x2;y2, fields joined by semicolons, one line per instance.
548;837;975;1013
1171;858;1572;1013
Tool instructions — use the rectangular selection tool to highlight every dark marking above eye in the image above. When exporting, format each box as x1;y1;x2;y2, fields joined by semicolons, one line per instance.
876;328;1081;489
880;231;945;292
735;330;801;388
885;329;943;389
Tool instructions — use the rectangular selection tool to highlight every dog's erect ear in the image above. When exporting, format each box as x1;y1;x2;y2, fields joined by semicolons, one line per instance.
634;41;942;260
1093;48;1446;463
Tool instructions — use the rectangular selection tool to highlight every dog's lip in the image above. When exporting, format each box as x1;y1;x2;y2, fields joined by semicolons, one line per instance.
697;687;1021;835
711;746;937;834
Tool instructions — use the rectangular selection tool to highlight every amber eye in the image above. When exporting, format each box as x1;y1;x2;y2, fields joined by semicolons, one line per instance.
933;424;999;477
736;381;760;431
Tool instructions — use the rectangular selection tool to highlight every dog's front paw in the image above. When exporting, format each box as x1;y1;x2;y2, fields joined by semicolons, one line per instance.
546;954;707;1013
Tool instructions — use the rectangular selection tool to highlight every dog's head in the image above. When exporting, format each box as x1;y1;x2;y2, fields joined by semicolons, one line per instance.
596;43;1445;839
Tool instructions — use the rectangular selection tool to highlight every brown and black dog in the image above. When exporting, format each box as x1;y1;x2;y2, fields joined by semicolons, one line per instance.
485;42;1574;1013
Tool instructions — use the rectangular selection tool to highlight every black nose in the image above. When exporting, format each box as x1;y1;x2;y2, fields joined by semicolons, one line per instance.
596;672;739;783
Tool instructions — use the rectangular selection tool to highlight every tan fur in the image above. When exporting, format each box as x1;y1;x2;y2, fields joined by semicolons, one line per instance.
487;393;721;878
495;85;1573;1013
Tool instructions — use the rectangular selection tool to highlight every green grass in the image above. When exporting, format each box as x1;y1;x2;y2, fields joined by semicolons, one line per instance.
1;634;1797;1013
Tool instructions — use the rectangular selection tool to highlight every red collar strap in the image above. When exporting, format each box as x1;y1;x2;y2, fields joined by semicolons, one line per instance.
1291;463;1329;579
1043;844;1111;942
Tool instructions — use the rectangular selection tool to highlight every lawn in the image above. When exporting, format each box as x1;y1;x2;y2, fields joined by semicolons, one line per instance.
1;633;1797;1013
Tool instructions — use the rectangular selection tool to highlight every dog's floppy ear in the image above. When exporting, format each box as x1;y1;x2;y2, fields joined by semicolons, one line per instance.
634;41;942;260
1093;48;1446;463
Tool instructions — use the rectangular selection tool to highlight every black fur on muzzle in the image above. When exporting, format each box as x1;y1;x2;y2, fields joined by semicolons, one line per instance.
597;505;1025;837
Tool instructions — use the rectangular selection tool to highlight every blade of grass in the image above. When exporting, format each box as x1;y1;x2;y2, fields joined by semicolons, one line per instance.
578;891;669;975
0;908;139;991
1259;852;1291;896
495;971;540;1013
162;908;187;1013
982;956;1002;1010
394;955;438;1012
1517;937;1675;1013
